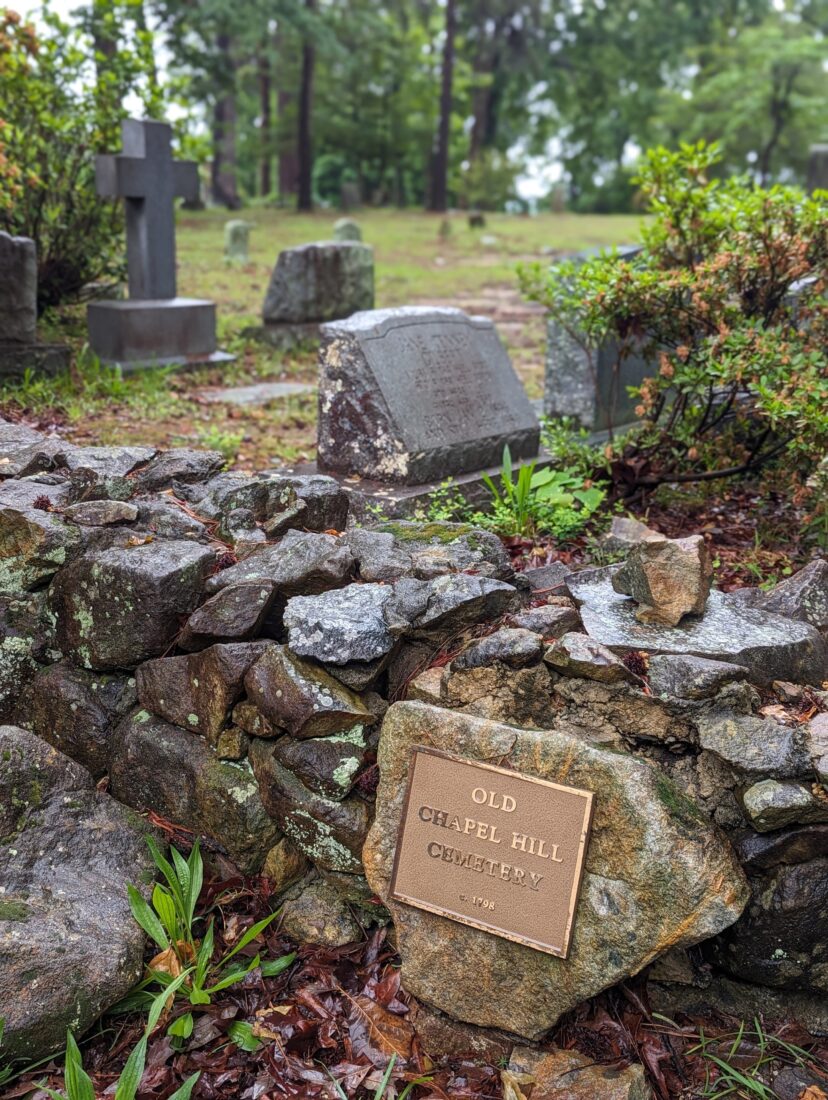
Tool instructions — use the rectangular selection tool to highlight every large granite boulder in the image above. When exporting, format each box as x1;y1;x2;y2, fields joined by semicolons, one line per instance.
0;726;154;1058
109;709;280;872
51;540;215;670
569;567;826;686
363;701;748;1040
612;534;713;626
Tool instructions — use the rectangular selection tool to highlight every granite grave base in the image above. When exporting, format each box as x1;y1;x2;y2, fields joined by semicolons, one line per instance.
87;298;234;369
278;451;554;521
0;343;72;378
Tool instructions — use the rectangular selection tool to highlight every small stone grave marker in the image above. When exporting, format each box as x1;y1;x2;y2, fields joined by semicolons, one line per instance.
87;118;231;369
318;306;540;484
224;219;252;264
0;231;70;376
333;218;362;242
391;747;593;958
807;144;828;193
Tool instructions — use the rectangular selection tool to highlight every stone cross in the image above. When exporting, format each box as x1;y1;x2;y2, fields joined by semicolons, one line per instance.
96;118;198;300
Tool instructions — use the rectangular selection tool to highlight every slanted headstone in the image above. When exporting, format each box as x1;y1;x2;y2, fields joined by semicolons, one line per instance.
0;232;70;376
317;306;539;484
87;118;230;369
252;241;374;350
224;219;252;264
333;218;362;242
544;245;654;434
807;145;828;193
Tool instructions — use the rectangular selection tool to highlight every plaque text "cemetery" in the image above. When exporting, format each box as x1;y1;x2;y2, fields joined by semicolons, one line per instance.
390;748;594;958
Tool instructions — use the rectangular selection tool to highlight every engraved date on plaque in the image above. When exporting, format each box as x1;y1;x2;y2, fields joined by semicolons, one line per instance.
390;748;594;958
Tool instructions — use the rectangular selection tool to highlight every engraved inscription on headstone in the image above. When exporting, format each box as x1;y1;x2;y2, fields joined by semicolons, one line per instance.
390;747;594;958
318;307;540;485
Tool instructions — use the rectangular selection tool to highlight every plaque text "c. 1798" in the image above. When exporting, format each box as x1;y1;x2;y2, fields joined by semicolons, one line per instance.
390;748;594;958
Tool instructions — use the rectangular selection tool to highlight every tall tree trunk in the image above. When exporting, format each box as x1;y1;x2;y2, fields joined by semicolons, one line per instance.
297;0;316;212
211;34;241;209
259;49;273;198
428;0;456;212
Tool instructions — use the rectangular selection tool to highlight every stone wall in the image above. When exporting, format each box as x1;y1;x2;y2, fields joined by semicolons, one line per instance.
1;416;827;1048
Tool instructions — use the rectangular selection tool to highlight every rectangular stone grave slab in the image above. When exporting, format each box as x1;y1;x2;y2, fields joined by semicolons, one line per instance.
87;298;231;368
318;307;540;485
390;746;594;958
0;231;71;376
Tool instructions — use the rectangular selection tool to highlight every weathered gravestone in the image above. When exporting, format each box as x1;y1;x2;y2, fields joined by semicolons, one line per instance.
87;118;230;368
0;232;70;377
252;241;374;349
544;245;656;434
317;306;540;486
807;145;828;193
224;219;252;264
333;218;362;242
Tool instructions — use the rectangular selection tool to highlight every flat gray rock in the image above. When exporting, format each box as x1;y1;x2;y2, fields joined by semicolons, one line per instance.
648;654;748;700
285;583;400;664
202;381;315;406
696;711;811;779
569;568;826;686
206;529;355;596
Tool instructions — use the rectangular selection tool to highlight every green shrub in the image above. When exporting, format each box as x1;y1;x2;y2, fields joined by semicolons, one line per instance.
0;5;160;310
519;142;828;490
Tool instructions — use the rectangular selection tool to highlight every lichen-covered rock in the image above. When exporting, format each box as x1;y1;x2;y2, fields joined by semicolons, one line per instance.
245;644;370;738
570;568;827;686
0;726;154;1059
135;499;208;540
505;1046;653;1100
346;521;513;582
806;712;828;787
263;241;374;324
19;661;136;777
136;642;268;743
284;583;402;664
708;856;828;994
544;632;636;685
261;472;349;532
109;709;280;873
522;561;572;595
741;780;828;832
280;877;362;947
612;533;713;626
393;574;517;638
364;701;747;1040
205;529;354;596
0;591;49;721
0;494;81;594
696;711;811;779
131;448;225;492
215;726;249;760
51;540;214;670
249;739;371;873
262;837;310;892
648;654;748;700
508;604;581;638
451;628;543;671
443;663;556;727
271;725;369;800
736;560;828;632
232;699;278;738
179;581;276;651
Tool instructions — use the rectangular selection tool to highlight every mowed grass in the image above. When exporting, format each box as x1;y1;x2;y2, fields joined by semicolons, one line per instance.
12;209;644;470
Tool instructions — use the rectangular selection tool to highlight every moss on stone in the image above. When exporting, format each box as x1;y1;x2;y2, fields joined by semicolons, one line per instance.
379;521;472;544
0;899;32;921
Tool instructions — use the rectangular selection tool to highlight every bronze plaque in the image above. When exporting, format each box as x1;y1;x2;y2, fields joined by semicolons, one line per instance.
390;748;594;958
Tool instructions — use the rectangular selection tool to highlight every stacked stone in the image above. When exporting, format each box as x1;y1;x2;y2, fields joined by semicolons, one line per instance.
2;414;827;1051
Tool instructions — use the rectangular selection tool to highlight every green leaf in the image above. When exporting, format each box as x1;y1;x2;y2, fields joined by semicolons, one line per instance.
204;955;260;995
259;952;296;978
168;1073;201;1100
146;970;192;1032
113;1035;147;1100
152;884;178;941
227;1021;262;1052
64;1031;95;1100
167;1012;194;1040
185;840;203;926
195;919;215;988
146;838;186;915
127;885;169;951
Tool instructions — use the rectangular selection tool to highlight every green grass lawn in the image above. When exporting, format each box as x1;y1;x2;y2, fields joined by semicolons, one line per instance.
11;209;645;470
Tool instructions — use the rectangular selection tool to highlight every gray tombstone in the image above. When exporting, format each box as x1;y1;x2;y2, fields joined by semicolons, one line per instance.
87;118;230;369
0;232;70;376
224;219;251;264
544;245;654;433
333;218;362;242
807;145;828;193
251;240;374;350
317;306;540;484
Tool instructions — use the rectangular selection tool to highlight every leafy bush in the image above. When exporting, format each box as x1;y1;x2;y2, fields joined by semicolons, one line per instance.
520;142;828;490
0;6;159;310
